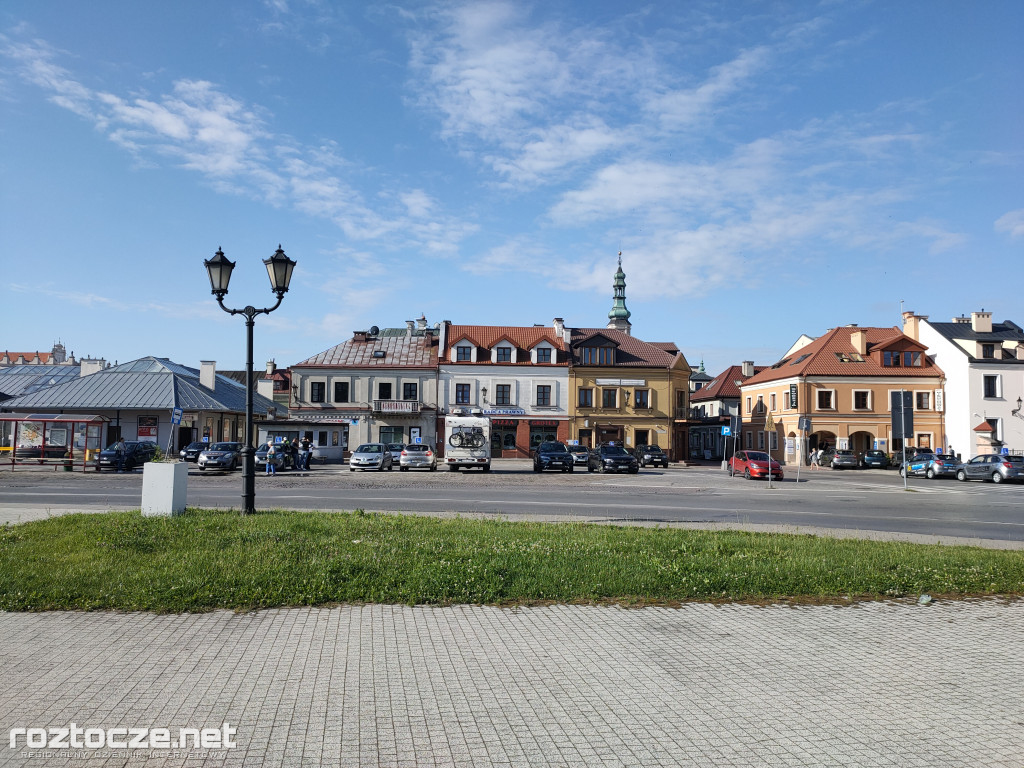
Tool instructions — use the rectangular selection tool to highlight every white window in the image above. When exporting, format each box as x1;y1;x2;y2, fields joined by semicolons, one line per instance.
983;375;1001;398
992;417;1004;443
816;389;835;410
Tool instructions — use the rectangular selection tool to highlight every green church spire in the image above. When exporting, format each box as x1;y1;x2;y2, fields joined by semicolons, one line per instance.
606;251;632;334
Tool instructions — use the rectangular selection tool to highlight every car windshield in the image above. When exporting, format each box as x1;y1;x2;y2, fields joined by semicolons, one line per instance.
746;451;770;461
388;444;405;450
187;442;205;450
210;443;236;451
1006;456;1024;464
539;442;568;452
405;445;429;452
356;444;381;453
865;451;885;457
600;446;629;456
935;454;956;461
835;450;854;456
645;447;664;454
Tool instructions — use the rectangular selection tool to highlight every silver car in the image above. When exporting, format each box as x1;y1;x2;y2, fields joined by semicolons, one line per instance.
349;443;393;471
399;443;437;471
830;449;860;469
198;442;242;471
955;454;1024;484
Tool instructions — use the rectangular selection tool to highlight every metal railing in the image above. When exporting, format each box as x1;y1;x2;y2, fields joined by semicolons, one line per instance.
372;400;422;414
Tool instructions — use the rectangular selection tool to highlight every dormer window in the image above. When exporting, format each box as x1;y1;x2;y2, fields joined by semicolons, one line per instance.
981;344;995;359
535;347;552;364
496;346;512;363
905;351;923;366
581;347;614;365
456;345;472;362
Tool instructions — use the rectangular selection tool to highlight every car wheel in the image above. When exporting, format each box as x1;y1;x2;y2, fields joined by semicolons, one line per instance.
600;465;607;473
567;465;574;473
992;472;1003;484
449;465;459;472
956;469;967;482
430;464;437;471
899;467;906;477
587;464;594;472
482;465;490;472
199;466;205;471
729;467;735;477
350;468;355;472
743;468;751;480
400;466;407;471
925;468;935;479
629;467;639;474
534;464;542;472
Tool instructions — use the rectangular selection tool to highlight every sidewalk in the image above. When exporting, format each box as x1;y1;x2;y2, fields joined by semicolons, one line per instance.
2;600;1021;767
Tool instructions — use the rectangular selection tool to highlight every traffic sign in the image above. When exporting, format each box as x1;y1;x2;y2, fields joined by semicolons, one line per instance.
721;426;732;436
798;416;812;432
171;407;183;425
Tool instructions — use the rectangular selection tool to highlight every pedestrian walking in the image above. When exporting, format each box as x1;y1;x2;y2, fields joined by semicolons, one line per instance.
114;437;127;472
810;447;820;471
266;443;277;475
299;437;311;471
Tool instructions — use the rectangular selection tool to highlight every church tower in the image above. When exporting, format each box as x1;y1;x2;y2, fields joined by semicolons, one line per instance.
606;252;632;335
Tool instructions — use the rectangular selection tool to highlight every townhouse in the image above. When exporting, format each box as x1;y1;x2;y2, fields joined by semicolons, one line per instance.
436;321;570;457
689;362;765;460
903;310;1024;457
738;326;946;464
287;319;440;456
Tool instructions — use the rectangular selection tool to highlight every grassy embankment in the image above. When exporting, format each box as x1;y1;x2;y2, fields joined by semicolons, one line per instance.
1;508;1021;612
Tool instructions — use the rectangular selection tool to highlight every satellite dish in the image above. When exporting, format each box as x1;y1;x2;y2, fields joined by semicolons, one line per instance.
369;325;380;336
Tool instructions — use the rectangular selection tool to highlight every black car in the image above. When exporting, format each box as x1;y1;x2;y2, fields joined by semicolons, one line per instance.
588;444;639;474
533;441;575;472
97;440;158;471
634;444;668;468
179;441;207;462
860;450;890;469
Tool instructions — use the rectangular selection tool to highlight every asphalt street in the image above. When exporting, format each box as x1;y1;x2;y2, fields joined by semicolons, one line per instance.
1;460;1021;546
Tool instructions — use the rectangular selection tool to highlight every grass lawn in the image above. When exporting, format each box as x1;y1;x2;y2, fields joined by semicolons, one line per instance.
1;508;1022;612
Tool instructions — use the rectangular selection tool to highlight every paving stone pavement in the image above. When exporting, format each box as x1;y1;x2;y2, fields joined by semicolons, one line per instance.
1;601;1022;767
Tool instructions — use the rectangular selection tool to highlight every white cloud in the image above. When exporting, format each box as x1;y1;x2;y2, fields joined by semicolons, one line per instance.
995;209;1024;239
1;36;470;256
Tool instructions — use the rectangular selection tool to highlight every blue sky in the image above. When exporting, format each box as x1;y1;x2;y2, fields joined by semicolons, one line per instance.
2;1;1021;376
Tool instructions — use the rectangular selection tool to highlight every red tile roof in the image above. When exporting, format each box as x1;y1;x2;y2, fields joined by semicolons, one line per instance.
445;325;567;366
569;329;683;369
692;364;767;401
742;326;942;384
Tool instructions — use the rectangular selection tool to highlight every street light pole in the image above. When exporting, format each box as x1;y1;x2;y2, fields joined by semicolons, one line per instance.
204;246;296;514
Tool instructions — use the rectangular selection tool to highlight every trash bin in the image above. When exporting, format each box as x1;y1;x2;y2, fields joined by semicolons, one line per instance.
63;451;73;471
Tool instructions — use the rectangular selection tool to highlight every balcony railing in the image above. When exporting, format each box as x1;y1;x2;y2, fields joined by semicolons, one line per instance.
373;400;422;414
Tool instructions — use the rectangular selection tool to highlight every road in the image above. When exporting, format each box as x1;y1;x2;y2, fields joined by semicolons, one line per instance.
1;460;1021;545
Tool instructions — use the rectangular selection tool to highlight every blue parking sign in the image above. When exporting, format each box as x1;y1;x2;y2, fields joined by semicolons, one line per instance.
721;426;732;436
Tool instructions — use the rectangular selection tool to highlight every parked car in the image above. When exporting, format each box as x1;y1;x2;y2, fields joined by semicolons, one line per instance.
634;444;669;468
387;443;406;464
829;449;860;469
533;441;575;472
198;442;242;471
399;443;437;471
349;443;393;471
955;454;1024;484
569;445;591;466
587;444;639;474
900;453;959;479
97;440;158;471
860;450;890;469
255;442;293;470
817;447;836;467
728;450;783;480
179;441;207;462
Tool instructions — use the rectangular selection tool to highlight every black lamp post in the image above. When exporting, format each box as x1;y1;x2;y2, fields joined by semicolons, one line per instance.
204;245;296;514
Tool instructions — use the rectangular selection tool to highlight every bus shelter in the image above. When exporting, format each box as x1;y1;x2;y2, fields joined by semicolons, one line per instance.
0;413;109;471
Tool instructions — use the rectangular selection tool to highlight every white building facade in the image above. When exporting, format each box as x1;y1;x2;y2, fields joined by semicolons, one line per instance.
904;310;1024;457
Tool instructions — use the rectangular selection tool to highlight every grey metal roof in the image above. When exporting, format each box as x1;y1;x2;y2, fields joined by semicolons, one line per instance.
929;320;1024;363
296;330;439;368
0;356;276;414
0;365;83;398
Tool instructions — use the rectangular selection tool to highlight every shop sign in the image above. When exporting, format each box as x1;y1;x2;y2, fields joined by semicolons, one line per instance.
529;420;559;427
492;419;519;427
483;408;526;416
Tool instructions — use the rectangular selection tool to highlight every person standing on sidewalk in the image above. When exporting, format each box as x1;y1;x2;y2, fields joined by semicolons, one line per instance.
114;437;127;472
266;443;277;475
298;437;311;471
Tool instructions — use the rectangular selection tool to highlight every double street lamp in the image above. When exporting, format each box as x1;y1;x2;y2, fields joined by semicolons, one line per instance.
204;245;296;514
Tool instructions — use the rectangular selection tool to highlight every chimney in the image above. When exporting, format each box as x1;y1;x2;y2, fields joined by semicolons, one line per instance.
553;318;564;338
851;329;867;355
266;359;277;375
406;320;415;337
256;378;274;400
200;360;216;390
741;360;754;377
353;330;368;342
80;357;106;377
971;311;992;333
952;314;970;324
417;314;427;330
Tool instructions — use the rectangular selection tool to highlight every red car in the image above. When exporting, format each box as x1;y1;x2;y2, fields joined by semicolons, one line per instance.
728;450;784;480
